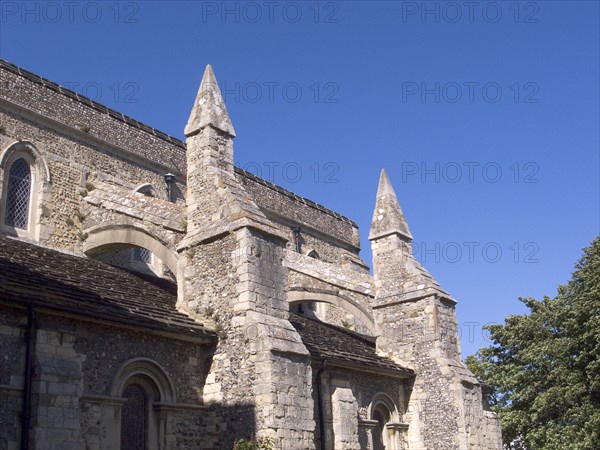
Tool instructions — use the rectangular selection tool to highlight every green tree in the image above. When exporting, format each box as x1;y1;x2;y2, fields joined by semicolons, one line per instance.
466;236;600;450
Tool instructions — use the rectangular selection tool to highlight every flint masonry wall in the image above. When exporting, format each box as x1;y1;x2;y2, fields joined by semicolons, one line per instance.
0;61;188;254
181;228;316;448
0;61;186;174
237;170;366;268
0;304;215;450
371;232;501;449
0;114;178;253
1;62;365;270
181;65;317;449
0;306;24;450
288;269;374;333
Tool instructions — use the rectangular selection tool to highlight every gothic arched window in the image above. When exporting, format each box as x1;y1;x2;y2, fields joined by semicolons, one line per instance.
4;158;31;230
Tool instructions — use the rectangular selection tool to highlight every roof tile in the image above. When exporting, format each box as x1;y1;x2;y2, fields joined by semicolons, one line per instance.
0;236;213;339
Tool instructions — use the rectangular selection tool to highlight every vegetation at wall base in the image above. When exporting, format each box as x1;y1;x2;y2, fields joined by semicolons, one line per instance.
233;436;275;450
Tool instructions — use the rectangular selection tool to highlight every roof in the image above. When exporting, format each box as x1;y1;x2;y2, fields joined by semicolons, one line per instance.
0;236;214;341
289;313;414;377
0;237;410;374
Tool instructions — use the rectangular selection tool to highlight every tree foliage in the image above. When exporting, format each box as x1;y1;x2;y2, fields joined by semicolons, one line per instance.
466;236;600;450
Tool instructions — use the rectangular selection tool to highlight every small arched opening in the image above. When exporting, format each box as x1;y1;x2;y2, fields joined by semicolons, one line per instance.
0;141;51;240
306;249;320;259
134;183;158;198
83;225;178;281
367;393;405;450
288;290;376;335
112;358;175;450
372;403;391;450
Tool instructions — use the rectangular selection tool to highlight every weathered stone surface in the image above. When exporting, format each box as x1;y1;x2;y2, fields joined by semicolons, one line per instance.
0;58;501;450
369;168;412;241
185;65;235;138
369;172;501;450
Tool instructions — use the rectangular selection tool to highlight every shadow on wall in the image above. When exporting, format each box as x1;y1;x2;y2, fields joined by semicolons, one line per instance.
209;402;258;450
0;259;259;449
162;401;257;449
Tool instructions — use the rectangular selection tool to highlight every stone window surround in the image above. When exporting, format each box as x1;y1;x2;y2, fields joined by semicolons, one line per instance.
83;224;179;279
111;358;176;450
0;140;51;241
288;289;376;335
360;392;407;450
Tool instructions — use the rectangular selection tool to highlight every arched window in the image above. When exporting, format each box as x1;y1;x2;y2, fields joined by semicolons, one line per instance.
133;246;152;264
368;393;404;450
134;183;157;198
112;358;175;450
121;383;149;450
307;249;320;259
373;405;391;450
1;141;50;240
4;158;31;229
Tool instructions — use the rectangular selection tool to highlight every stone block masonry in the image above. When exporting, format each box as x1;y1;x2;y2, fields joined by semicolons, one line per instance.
0;59;502;449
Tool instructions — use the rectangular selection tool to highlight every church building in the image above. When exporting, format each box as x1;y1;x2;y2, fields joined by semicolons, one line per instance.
0;59;501;449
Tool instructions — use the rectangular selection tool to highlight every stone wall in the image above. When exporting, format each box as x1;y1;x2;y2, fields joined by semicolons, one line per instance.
0;304;215;450
181;223;316;448
0;109;180;253
0;306;25;450
315;367;411;450
287;252;375;334
0;61;186;174
1;62;365;276
371;231;502;449
238;170;361;261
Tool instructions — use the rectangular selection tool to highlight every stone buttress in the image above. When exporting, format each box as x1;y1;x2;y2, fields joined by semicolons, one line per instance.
369;169;502;450
177;65;315;448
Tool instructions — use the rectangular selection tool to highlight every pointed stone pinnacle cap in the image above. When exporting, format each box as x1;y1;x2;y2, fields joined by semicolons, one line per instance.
185;64;236;138
376;168;397;199
369;169;413;241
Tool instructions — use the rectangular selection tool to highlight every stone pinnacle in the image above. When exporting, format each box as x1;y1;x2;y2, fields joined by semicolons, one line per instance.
369;168;413;241
184;64;236;138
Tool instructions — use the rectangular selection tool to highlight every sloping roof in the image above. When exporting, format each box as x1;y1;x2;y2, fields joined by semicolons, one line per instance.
0;236;214;340
289;313;414;377
0;236;410;374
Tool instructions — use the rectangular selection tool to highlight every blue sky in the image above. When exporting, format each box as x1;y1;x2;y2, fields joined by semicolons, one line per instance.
1;1;598;357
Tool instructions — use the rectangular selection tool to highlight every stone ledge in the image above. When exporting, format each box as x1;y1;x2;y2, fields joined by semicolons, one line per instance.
0;384;23;393
286;252;373;296
372;290;456;309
